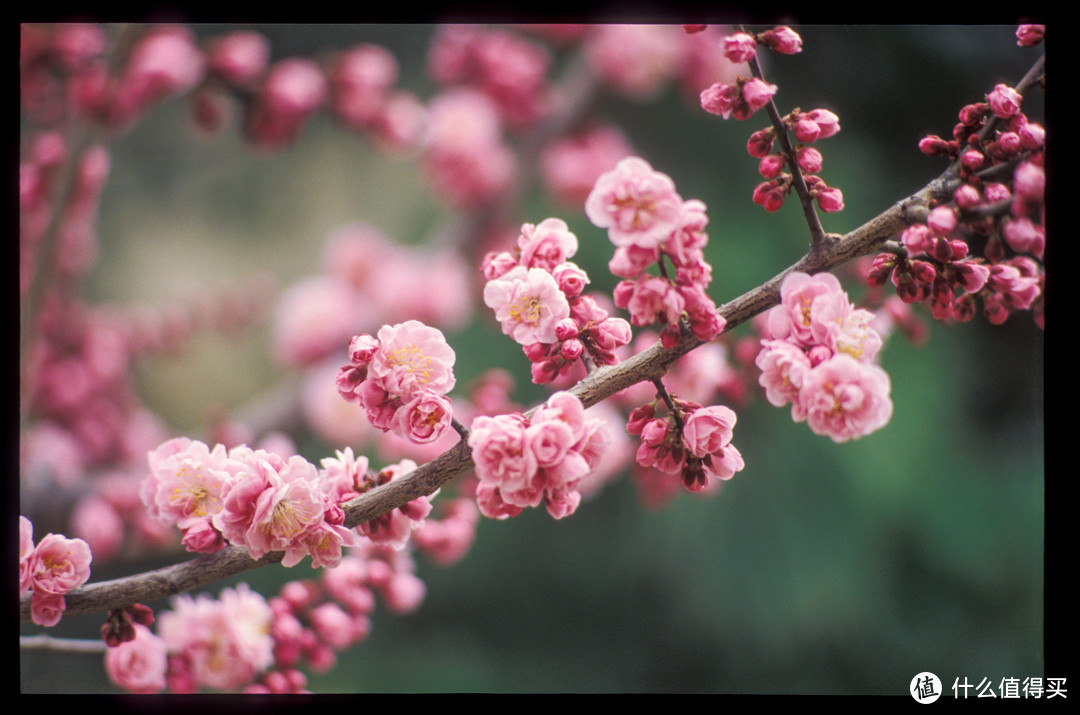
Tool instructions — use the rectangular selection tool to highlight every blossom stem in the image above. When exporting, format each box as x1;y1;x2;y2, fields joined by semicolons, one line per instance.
742;26;828;247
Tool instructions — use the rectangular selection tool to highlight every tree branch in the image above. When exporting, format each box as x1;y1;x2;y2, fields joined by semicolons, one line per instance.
18;158;939;624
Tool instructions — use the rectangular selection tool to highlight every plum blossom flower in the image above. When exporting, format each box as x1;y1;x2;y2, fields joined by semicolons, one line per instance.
585;156;684;249
517;217;578;270
22;522;93;626
798;354;893;442
212;448;329;566
987;83;1022;118
105;624;168;694
157;584;274;692
483;265;571;345
366;320;457;400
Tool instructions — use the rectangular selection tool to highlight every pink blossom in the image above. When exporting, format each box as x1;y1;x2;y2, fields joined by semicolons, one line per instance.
740;77;778;114
468;413;540;509
764;271;846;347
798;354;893;442
805;109;840;139
722;32;757;64
390;392;454;444
367;320;457;399
552;262;589;297
1016;24;1045;46
142;437;237;535
811;291;884;363
158;584;274;692
585;156;685;249
31;591;69;628
29;532;92;596
682;405;737;458
105;624;168;694
1002;217;1045;258
328;44;398;128
584;24;684;99
206;31;270;86
760;26;803;54
484;266;571;345
413;498;480;566
517;218;579;271
213;449;326;565
273;275;360;368
988;83;1022;118
755;339;812;417
1013;161;1044;203
700;82;739;119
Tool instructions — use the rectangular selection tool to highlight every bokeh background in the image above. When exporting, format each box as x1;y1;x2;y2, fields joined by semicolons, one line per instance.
20;23;1046;694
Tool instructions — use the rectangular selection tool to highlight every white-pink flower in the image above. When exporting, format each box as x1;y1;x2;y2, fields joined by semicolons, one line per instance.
367;320;457;399
681;405;737;458
105;624;168;694
755;339;812;419
585;156;684;249
212;448;327;566
798;353;893;442
157;583;274;692
483;265;571;345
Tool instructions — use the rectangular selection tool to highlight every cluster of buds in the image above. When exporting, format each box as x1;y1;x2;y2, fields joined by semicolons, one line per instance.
875;31;1044;328
698;25;801;120
747;107;844;214
482;218;632;384
585;156;726;349
101;603;155;647
627;396;744;494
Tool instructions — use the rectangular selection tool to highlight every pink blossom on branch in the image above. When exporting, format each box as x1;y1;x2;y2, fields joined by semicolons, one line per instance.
585;156;684;249
483;265;571;345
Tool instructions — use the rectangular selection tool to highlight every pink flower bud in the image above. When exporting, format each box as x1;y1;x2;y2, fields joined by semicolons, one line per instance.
1015;24;1045;47
560;338;584;361
1018;122;1045;150
1013;161;1044;202
740;77;778;113
815;186;844;213
926;206;957;235
987;84;1022;119
721;32;757;64
960;149;984;171
553;317;579;341
747;128;775;158
805;109;840;138
758;153;785;178
796;146;823;174
953;183;982;209
793;117;821;143
918;135;950;156
760;26;803;54
700;82;738;118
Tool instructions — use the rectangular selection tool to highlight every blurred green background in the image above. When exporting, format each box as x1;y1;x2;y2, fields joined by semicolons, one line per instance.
20;24;1045;694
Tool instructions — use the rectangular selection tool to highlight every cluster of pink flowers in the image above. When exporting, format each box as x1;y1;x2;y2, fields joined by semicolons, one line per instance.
879;51;1044;328
482;218;633;383
755;272;893;442
427;24;553;129
141;437;362;566
628;397;745;494
19;516;93;627
420;88;516;209
467;391;610;519
336;320;458;445
104;583;274;693
585;156;726;348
